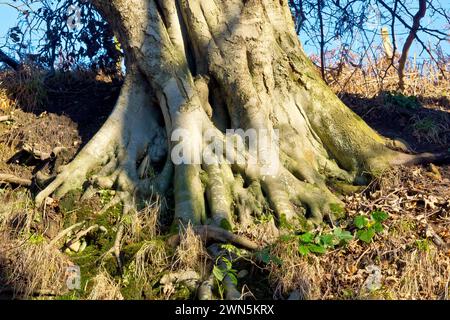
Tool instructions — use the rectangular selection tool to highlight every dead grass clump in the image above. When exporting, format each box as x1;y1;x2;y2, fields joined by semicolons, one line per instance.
0;234;73;298
173;224;209;276
134;240;169;283
396;247;450;299
0;65;48;112
268;238;322;300
0;189;35;235
87;270;124;300
125;199;161;243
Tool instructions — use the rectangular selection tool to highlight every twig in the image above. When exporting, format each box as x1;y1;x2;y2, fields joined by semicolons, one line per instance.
22;144;52;161
49;221;85;246
0;173;32;187
0;115;13;122
65;224;99;248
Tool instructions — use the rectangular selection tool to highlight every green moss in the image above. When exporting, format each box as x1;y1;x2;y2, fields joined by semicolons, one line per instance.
121;276;144;300
59;189;83;214
278;213;290;229
415;239;431;252
277;212;310;233
329;203;346;219
171;285;193;300
220;218;233;231
122;242;146;261
331;181;363;195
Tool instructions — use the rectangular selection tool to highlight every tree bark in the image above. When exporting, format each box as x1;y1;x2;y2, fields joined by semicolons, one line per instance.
36;0;417;231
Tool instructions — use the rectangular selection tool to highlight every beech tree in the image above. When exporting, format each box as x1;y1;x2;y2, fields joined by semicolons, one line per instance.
34;0;442;251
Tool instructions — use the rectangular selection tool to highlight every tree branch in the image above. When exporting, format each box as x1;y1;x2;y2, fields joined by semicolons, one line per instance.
0;49;19;71
397;0;427;91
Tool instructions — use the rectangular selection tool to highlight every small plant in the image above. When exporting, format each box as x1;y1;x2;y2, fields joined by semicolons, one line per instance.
354;210;389;244
296;228;353;256
276;227;353;257
411;116;442;144
212;256;239;299
98;189;114;205
385;92;420;110
415;239;431;252
28;233;45;245
256;247;282;265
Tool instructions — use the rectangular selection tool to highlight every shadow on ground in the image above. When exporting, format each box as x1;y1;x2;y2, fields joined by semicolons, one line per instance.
341;91;450;153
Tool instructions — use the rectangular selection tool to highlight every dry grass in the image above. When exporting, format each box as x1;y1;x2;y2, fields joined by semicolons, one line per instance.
173;224;209;276
0;189;72;299
0;65;47;112
87;270;124;300
321;46;450;100
125;198;161;243
267;238;321;300
0;232;73;298
134;240;169;284
0;189;34;235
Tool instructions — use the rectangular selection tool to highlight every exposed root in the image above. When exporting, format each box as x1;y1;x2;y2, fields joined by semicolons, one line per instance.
393;151;450;166
198;274;215;300
105;223;125;273
35;70;169;207
65;224;99;249
49;221;86;246
0;174;32;187
168;225;260;251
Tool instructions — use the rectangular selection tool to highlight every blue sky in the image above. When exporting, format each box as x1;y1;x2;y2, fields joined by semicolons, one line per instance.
0;2;448;62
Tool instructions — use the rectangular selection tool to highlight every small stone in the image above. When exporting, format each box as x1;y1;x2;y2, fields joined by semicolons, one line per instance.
45;197;54;206
99;226;108;233
363;265;382;292
68;241;81;253
79;240;87;253
288;290;301;300
428;164;442;181
237;270;248;279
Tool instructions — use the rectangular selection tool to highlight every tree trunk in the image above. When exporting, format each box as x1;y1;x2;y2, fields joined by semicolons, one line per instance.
36;0;417;234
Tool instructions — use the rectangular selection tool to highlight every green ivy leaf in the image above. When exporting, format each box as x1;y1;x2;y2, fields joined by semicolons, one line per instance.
228;273;238;286
212;266;225;282
319;234;335;248
222;257;233;270
299;232;315;243
354;216;369;229
280;234;295;242
298;245;310;256
373;222;384;233
372;211;389;222
357;228;376;243
271;256;283;266
333;228;353;243
257;248;269;264
307;244;327;254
